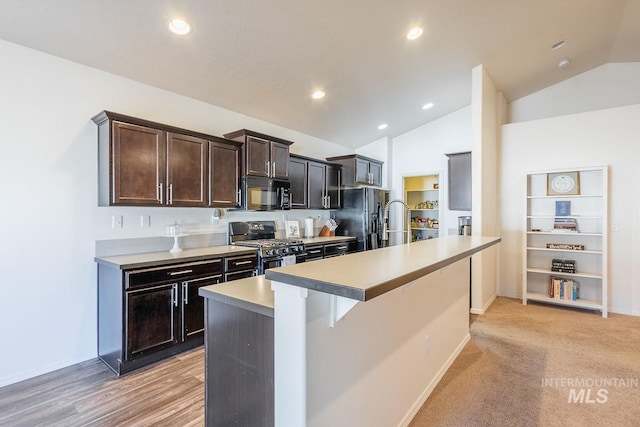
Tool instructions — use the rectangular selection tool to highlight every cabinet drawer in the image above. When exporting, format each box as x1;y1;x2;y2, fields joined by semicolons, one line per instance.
323;241;357;257
125;259;223;289
225;254;258;273
305;245;324;260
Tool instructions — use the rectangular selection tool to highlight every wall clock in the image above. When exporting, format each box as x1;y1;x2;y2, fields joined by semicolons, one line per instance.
547;171;580;196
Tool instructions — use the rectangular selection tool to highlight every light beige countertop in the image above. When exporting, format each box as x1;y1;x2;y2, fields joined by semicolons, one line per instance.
95;246;258;269
298;236;356;245
199;275;274;317
197;235;500;314
94;236;356;269
266;235;501;301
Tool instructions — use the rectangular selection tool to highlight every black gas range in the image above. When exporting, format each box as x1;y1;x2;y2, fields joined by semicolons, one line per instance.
229;221;306;274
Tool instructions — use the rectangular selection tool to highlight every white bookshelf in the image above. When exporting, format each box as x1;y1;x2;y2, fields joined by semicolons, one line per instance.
522;166;608;318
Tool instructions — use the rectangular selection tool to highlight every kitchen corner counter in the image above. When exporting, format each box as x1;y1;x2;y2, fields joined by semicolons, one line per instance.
199;275;273;317
266;235;501;301
94;245;258;269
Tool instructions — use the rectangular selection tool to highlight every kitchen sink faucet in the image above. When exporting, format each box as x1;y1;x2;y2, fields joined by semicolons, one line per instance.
382;199;411;245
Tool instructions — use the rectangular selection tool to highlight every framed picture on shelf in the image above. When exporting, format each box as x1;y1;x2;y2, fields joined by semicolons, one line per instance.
555;200;571;216
547;171;580;196
285;220;300;238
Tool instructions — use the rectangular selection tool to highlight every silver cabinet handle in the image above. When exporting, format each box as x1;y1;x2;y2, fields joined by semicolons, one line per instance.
237;189;241;205
272;161;276;177
234;260;253;265
308;249;322;254
172;284;178;307
158;183;163;204
266;161;270;176
327;195;331;208
337;246;348;250
182;283;188;305
168;183;173;205
168;269;194;276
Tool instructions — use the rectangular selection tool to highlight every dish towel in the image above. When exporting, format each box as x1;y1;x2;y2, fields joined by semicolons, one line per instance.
281;255;296;267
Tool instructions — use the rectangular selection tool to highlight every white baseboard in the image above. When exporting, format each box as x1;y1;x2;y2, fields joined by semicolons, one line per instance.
398;332;472;427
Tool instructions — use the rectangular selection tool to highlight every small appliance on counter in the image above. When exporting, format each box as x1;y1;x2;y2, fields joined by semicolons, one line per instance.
458;216;472;236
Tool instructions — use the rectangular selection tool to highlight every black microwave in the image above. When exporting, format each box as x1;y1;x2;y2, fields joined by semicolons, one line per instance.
241;176;291;211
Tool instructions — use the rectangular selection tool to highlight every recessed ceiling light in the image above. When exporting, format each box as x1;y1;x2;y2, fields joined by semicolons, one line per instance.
551;40;566;50
312;90;325;100
407;27;423;40
378;123;388;130
169;19;192;35
422;102;434;110
557;58;570;68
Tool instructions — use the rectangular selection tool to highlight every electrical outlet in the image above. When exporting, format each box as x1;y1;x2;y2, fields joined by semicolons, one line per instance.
140;215;151;227
112;215;123;229
424;335;431;353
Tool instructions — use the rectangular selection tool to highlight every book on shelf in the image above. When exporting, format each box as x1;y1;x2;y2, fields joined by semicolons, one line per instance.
552;217;578;233
549;277;579;301
546;243;585;250
551;258;576;273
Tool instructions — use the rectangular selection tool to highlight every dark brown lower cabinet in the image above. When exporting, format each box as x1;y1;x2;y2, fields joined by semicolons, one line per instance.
98;257;234;375
204;298;274;427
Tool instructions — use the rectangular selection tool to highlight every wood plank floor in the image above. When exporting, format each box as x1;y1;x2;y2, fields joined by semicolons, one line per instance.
0;348;205;426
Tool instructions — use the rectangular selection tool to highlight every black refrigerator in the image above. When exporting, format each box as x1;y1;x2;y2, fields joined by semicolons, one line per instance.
332;187;389;251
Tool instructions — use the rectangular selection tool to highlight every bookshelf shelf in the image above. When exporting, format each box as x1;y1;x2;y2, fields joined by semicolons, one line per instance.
523;166;608;318
525;293;603;310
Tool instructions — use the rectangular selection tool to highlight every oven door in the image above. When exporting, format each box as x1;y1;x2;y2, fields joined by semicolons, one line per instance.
261;257;283;274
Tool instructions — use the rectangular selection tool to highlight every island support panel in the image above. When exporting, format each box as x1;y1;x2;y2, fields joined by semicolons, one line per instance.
204;299;274;426
272;258;471;427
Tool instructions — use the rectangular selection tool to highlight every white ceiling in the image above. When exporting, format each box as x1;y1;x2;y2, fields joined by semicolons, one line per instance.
1;0;639;148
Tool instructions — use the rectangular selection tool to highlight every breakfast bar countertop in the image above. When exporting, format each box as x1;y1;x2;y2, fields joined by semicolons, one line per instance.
265;235;501;301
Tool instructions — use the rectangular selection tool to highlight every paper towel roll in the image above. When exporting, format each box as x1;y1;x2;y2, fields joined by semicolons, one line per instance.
304;218;314;238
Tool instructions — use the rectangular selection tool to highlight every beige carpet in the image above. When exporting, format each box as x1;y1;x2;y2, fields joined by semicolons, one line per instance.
410;297;640;427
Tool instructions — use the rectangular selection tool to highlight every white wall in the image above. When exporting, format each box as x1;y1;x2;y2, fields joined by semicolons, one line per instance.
500;104;640;316
390;107;472;237
509;63;640;124
0;39;350;387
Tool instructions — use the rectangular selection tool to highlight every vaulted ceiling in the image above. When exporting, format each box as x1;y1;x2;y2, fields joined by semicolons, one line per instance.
1;0;638;148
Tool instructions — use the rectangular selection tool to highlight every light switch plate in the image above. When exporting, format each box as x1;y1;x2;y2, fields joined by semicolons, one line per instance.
112;215;123;229
140;215;151;227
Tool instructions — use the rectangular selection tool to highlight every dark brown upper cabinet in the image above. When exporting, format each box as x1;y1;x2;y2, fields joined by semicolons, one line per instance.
209;140;241;208
446;151;472;211
326;154;383;187
92;111;241;207
224;129;293;179
289;154;341;209
288;155;308;208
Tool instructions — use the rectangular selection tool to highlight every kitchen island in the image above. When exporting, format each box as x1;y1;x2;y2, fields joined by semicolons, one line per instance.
199;235;500;426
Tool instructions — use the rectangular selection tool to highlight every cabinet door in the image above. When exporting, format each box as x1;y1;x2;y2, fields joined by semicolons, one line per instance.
307;161;326;209
447;152;472;211
369;161;383;187
355;158;371;184
182;275;222;342
166;132;207;207
245;136;270;177
126;283;178;360
271;141;290;179
289;157;308;208
210;141;240;207
112;121;166;205
325;165;341;209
